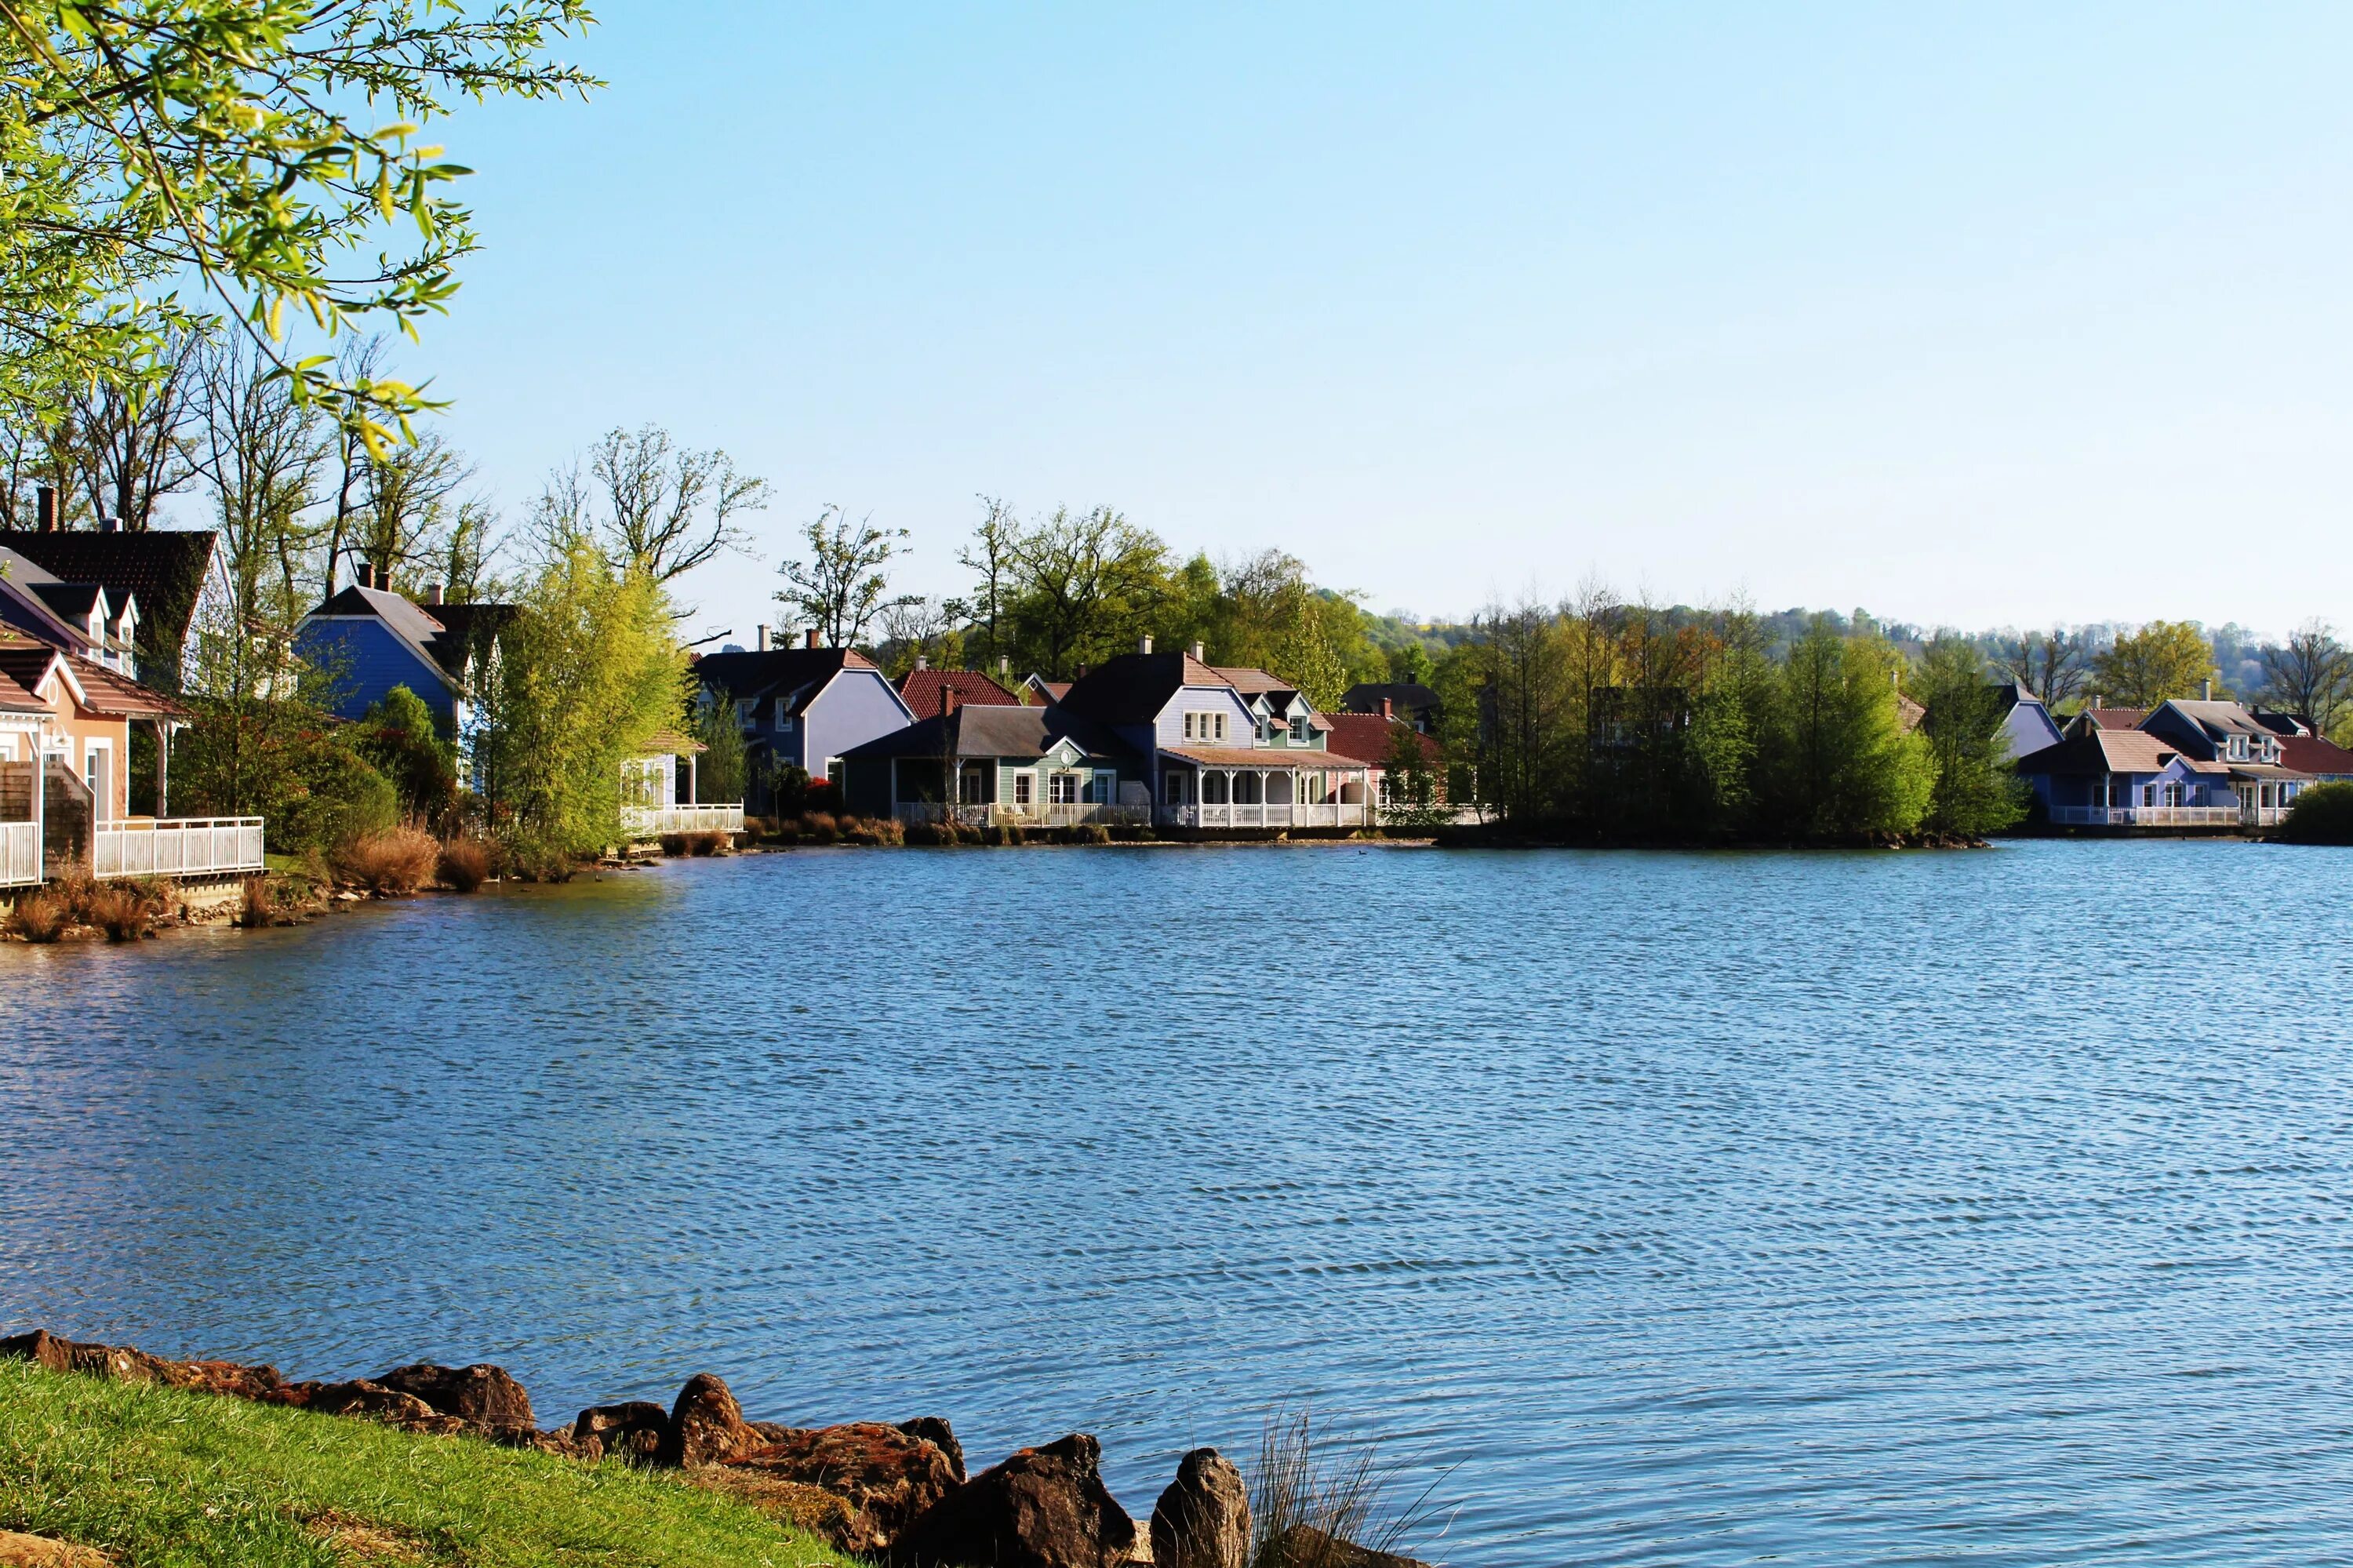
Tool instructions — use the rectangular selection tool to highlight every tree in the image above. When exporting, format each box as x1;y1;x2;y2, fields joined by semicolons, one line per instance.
1387;642;1433;686
875;595;966;678
1909;634;2027;838
1759;618;1933;839
354;682;456;821
2260;621;2352;734
957;495;1023;669
64;330;200;527
581;424;769;587
2094;620;2215;708
686;686;747;806
357;431;470;589
1378;722;1446;830
1998;626;2089;708
1004;504;1166;677
776;506;911;650
0;0;598;436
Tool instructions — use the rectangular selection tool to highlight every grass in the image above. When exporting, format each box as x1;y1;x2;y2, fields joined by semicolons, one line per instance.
335;827;441;896
1249;1410;1447;1568
0;1361;854;1568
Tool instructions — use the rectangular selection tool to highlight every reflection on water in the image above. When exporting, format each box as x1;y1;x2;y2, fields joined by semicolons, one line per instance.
8;840;2353;1564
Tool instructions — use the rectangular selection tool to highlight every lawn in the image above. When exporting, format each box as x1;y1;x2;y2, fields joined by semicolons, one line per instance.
0;1360;856;1566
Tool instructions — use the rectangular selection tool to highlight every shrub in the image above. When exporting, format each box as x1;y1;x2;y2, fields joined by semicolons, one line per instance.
2278;781;2353;845
5;891;67;942
1248;1411;1442;1568
437;839;491;893
85;883;159;941
1071;822;1114;846
903;819;944;846
800;811;840;845
658;831;689;857
689;830;729;856
234;875;278;928
843;817;904;847
334;826;440;896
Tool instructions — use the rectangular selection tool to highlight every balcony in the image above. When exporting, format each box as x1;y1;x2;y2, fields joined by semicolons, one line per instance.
2;820;36;886
621;803;745;837
2048;805;2264;828
92;817;266;879
1166;801;1377;829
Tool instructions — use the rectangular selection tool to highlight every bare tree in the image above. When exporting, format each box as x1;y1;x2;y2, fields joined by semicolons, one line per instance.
585;424;770;583
957;495;1023;668
2260;620;2353;734
358;432;472;589
1006;504;1166;678
68;332;201;529
776;505;912;649
1997;627;2089;707
322;336;390;598
876;595;965;676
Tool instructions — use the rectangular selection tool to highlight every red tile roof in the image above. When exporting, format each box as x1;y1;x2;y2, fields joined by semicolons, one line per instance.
1160;744;1368;770
2080;707;2148;730
2282;734;2353;777
896;667;1020;719
1320;713;1442;766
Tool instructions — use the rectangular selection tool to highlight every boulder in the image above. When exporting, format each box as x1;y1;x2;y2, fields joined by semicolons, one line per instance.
1264;1527;1432;1568
1;1329;165;1384
572;1401;671;1466
1151;1448;1252;1568
373;1362;536;1431
155;1358;285;1402
660;1373;755;1468
305;1379;468;1435
889;1432;1137;1568
0;1529;110;1567
724;1422;960;1553
897;1415;967;1482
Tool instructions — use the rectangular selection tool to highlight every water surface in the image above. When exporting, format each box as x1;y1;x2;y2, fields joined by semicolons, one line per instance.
9;840;2353;1565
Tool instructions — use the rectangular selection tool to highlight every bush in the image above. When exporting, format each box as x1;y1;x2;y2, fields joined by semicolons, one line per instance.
2278;781;2353;844
5;891;67;942
903;819;944;846
437;839;491;893
354;685;458;824
1070;822;1114;846
502;835;579;882
842;816;904;846
335;826;440;895
800;811;839;845
85;883;161;941
234;875;278;928
1248;1410;1442;1568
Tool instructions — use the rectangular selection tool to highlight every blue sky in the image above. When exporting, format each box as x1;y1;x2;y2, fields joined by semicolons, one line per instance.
391;3;2353;642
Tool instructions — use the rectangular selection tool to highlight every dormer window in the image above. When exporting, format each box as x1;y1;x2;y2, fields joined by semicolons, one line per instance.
1183;711;1229;743
1289;716;1310;744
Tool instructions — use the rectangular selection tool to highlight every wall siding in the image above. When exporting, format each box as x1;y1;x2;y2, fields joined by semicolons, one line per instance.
296;620;456;726
1154;686;1257;748
802;670;915;777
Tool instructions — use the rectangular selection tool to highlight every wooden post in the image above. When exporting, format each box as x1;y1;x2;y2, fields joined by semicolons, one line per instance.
154;719;170;819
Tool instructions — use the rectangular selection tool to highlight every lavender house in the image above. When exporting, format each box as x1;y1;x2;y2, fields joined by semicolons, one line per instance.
690;631;915;813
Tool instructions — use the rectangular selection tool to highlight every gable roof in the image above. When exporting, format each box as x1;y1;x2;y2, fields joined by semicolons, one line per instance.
0;565;96;656
838;702;1135;763
2015;729;2199;777
1055;650;1231;725
2281;733;2353;776
1341;682;1440;715
0;529;214;649
0;664;42;713
1019;674;1071;706
692;646;900;722
305;585;514;691
0;638;75;708
2150;698;2276;744
29;580;105;624
1321;712;1442;766
67;653;184;719
896;666;1020;720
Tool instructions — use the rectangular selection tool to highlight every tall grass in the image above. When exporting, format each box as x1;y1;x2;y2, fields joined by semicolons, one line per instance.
84;883;162;941
437;838;491;893
334;826;440;895
5;891;68;943
1249;1411;1446;1568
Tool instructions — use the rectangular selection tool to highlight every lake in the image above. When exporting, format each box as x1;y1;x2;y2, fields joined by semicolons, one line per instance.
9;839;2353;1565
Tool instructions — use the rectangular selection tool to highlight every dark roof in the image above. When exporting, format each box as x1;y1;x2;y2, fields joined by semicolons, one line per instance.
1341;682;1440;715
692;645;896;719
29;581;104;622
2014;731;2190;777
896;667;1020;719
1322;713;1442;765
2282;734;2353;776
1056;650;1227;725
838;704;1136;763
0;529;215;648
2251;709;2312;737
0;639;66;704
0;567;94;655
2158;699;2275;742
307;585;513;684
0;665;42;712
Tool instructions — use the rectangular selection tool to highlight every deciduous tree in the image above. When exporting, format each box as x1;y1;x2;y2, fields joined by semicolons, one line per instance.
2093;620;2215;708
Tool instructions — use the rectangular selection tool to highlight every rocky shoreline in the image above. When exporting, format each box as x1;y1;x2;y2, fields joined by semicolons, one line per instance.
1;1329;1428;1568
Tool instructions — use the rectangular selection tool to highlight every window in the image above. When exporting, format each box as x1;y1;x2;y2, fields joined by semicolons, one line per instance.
776;699;795;730
1289;716;1310;744
734;698;753;727
1013;773;1034;806
2164;781;2184;807
1049;773;1078;805
1183;711;1228;743
824;758;842;786
959;766;986;805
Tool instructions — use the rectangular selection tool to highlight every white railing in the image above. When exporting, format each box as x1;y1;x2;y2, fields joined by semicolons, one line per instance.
894;802;1147;828
1;820;37;886
2047;805;2244;828
93;817;265;879
1173;800;1377;829
622;803;744;836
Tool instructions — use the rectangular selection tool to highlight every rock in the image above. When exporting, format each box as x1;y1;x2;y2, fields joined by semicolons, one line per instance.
1151;1448;1252;1568
662;1373;755;1467
0;1529;110;1566
724;1422;960;1553
889;1432;1137;1568
897;1415;967;1482
0;1330;165;1384
1265;1527;1432;1568
745;1419;798;1445
691;1469;858;1545
373;1362;535;1430
154;1359;285;1402
304;1379;468;1435
573;1401;670;1466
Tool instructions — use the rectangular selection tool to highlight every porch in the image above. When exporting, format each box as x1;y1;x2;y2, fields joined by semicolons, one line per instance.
894;800;1147;829
2046;804;2289;828
621;802;747;835
1157;748;1377;830
1164;800;1378;829
93;817;266;879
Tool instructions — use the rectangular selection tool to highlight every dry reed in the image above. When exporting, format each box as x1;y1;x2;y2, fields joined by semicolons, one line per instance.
5;891;68;942
1249;1411;1446;1568
335;825;440;896
437;839;491;893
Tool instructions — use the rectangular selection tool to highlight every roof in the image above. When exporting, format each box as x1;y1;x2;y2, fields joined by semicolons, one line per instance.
692;646;890;716
305;584;517;690
2078;707;2148;731
28;581;104;622
0;529;215;647
2226;763;2312;781
0;555;96;655
1897;693;1926;733
1320;713;1442;766
67;654;184;719
2014;730;2191;777
1210;666;1295;697
643;729;706;755
1161;744;1368;771
896;667;1020;720
0;665;44;713
0;639;68;707
2158;699;2276;741
1055;651;1231;725
2281;734;2353;776
2251;709;2313;737
1341;682;1440;715
1021;675;1071;706
838;704;1136;763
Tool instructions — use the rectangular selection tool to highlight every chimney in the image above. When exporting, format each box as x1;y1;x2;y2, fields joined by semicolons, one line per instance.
915;653;929;671
805;628;821;649
97;513;119;533
1191;640;1206;660
1139;634;1154;655
424;581;444;606
755;625;771;651
34;485;56;532
355;562;373;590
943;687;958;719
998;654;1010;675
1381;697;1394;720
2202;678;2213;701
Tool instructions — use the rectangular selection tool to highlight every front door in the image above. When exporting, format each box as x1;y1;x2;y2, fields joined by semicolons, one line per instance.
1163;770;1191;809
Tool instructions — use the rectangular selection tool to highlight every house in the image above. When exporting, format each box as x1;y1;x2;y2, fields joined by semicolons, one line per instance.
1341;682;1441;733
293;566;512;733
1016;673;1070;707
1054;637;1374;827
2061;704;2148;738
838;700;1144;825
0;526;216;688
689;629;915;813
620;729;742;839
1988;682;2063;759
1322;711;1443;809
2012;729;2231;826
2138;697;2315;824
896;661;1021;720
2279;732;2353;783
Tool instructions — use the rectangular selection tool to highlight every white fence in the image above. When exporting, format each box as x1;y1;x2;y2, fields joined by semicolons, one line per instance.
1166;801;1378;829
2047;805;2283;828
1;820;36;886
895;802;1148;829
622;802;745;836
93;817;265;879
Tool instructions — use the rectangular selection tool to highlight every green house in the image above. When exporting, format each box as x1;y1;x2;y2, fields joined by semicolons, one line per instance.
838;703;1146;824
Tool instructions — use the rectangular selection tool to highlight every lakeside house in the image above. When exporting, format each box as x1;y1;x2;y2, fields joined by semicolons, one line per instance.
896;660;1020;719
838;699;1143;826
1341;681;1441;733
293;567;512;733
0;526;216;686
689;629;915;813
2015;690;2319;828
1988;682;2064;759
1053;638;1375;828
0;541;260;889
1322;708;1446;808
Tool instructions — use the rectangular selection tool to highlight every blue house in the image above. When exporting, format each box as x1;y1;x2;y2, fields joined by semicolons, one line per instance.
1988;682;2063;760
2013;728;2233;825
294;569;511;732
689;631;915;813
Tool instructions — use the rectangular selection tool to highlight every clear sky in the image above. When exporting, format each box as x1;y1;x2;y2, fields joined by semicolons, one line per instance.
394;2;2353;644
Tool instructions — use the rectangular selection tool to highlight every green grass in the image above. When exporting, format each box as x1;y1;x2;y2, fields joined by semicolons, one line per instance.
0;1361;854;1567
